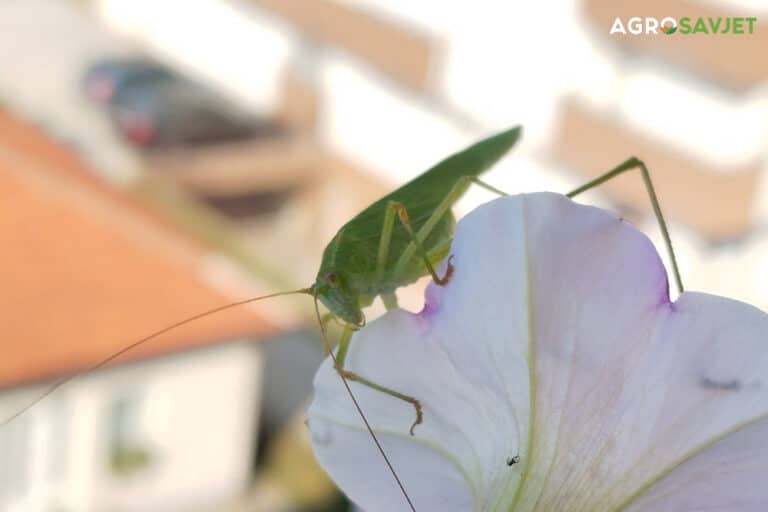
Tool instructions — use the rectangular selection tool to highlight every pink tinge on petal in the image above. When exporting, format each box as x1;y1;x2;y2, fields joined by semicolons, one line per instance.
417;280;443;318
417;252;457;320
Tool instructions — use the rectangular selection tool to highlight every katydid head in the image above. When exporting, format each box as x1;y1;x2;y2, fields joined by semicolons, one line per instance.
311;270;364;326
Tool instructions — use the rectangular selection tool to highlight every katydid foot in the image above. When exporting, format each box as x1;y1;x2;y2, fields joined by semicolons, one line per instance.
434;255;455;286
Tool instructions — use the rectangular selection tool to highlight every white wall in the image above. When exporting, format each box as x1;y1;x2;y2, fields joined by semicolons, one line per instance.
0;341;263;512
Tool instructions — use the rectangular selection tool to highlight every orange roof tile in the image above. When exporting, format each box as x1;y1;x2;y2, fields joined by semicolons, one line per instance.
0;109;278;388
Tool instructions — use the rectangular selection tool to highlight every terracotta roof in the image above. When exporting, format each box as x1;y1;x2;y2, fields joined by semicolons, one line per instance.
0;109;278;388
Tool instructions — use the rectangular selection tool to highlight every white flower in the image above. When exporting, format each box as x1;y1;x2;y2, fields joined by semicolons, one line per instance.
307;193;768;511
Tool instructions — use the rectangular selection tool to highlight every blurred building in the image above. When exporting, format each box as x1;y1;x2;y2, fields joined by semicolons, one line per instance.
1;0;767;511
88;0;768;305
0;108;280;511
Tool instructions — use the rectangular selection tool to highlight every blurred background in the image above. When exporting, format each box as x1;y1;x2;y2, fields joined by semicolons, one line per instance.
0;0;766;510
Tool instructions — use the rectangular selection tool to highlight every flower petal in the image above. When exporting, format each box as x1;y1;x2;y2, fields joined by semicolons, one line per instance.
624;416;768;511
308;193;768;511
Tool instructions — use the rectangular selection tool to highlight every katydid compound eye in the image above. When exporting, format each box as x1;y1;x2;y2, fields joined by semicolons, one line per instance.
324;272;339;288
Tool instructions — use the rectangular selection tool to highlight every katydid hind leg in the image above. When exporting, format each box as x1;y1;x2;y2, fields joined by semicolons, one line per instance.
466;176;509;197
565;157;684;295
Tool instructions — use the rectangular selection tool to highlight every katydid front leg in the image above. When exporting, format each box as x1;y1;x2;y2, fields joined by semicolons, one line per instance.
388;201;454;285
333;323;424;435
394;175;507;277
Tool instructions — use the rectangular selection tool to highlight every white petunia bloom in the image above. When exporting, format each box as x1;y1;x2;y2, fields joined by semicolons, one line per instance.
307;193;768;511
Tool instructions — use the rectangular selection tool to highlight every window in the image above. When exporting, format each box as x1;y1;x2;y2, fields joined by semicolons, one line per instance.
107;395;153;477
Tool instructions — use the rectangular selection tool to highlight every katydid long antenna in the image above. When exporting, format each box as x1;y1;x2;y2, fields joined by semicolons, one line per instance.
0;288;310;427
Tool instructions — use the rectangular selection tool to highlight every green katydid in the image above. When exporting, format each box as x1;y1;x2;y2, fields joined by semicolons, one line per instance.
2;125;684;512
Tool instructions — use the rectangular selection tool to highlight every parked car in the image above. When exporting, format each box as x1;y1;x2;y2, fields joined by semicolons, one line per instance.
109;80;284;148
84;57;285;148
